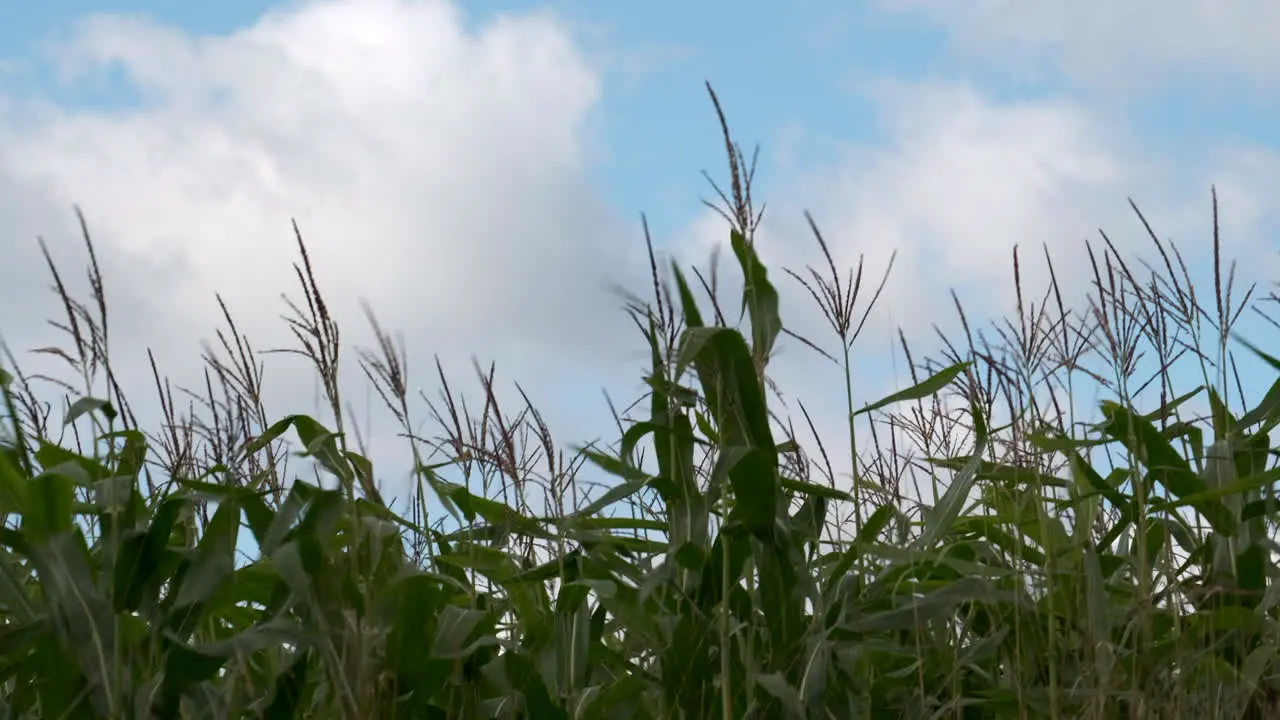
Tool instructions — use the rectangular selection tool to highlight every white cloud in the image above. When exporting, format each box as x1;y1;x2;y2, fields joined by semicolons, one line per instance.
754;81;1279;355
6;0;1279;523
722;82;1141;351
0;0;654;500
668;80;1280;516
879;0;1280;89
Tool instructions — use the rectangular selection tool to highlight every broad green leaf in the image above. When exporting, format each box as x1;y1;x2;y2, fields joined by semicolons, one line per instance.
503;649;569;720
853;361;969;417
916;402;989;549
1099;401;1233;533
715;446;779;537
427;477;551;540
754;672;805;719
432;605;498;659
263;649;312;720
1239;373;1280;429
0;442;27;514
729;228;783;372
850;576;996;633
30;532;116;716
22;470;74;542
171;498;238;610
63;396;114;427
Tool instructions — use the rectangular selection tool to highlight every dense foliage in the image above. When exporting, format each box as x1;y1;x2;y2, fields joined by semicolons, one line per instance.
3;96;1280;718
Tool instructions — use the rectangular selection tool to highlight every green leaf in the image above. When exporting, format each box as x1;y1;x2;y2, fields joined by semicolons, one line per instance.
671;261;706;330
0;551;36;624
31;631;99;719
780;475;853;502
1099;401;1233;534
730;228;783;373
103;429;148;479
22;470;74;542
171;498;239;611
717;446;780;537
432;605;499;659
263;649;312;720
427;476;551;540
0;443;28;515
503;649;569;720
578;673;648;718
916;402;990;549
850;576;995;632
63;396;114;426
755;672;806;719
1239;374;1280;429
29;532;116;716
1152;465;1280;514
249;415;354;489
571;453;652;516
675;326;774;451
853;361;970;417
153;639;229;717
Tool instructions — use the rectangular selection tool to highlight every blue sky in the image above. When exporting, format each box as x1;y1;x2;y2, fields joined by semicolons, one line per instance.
3;0;1280;522
2;0;943;237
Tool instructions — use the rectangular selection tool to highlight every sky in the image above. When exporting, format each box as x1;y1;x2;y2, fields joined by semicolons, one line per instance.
2;0;1280;523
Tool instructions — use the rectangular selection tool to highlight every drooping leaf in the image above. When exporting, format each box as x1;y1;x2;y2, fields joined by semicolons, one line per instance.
917;402;990;549
854;361;970;418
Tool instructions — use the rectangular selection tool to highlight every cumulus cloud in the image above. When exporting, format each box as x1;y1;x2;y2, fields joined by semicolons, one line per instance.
0;0;658;500
5;0;1278;517
878;0;1280;89
695;81;1143;361
670;79;1280;506
760;80;1279;350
